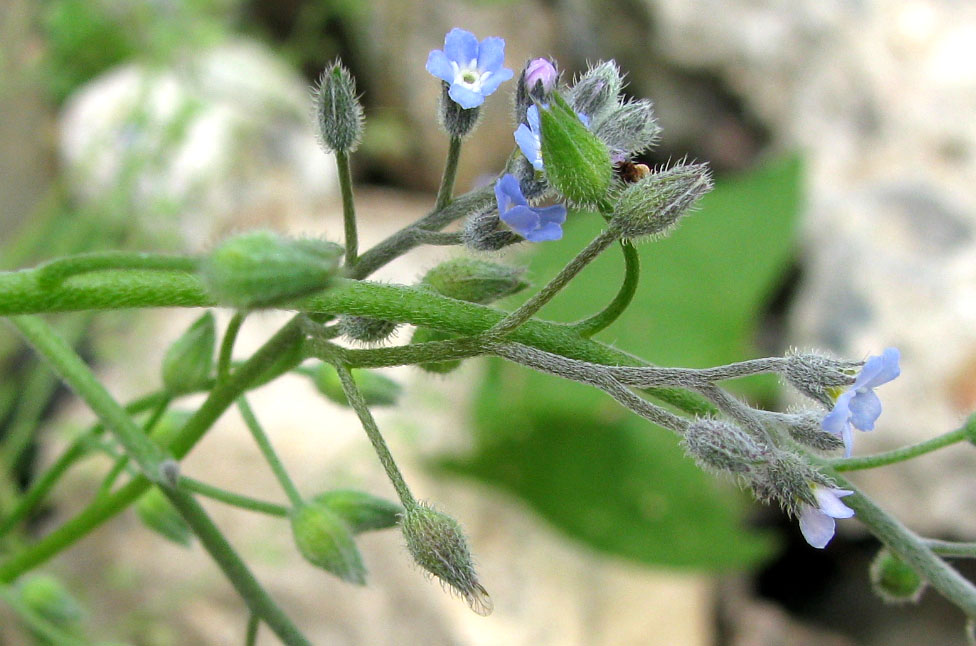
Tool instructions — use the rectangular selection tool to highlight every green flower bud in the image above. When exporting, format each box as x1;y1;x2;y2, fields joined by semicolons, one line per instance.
291;503;366;584
538;92;612;207
592;99;660;159
313;364;401;407
401;502;492;616
421;258;528;304
314;61;365;154
870;548;927;604
610;162;712;240
410;327;462;374
338;315;399;344
161;311;215;396
567;61;624;128
201;231;343;309
17;573;85;629
312;489;402;533
438;82;481;138
136;488;192;546
681;418;766;474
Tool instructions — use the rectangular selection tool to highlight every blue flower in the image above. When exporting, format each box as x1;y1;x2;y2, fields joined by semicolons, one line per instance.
798;484;855;549
514;105;590;172
822;347;900;457
495;174;566;242
426;28;514;110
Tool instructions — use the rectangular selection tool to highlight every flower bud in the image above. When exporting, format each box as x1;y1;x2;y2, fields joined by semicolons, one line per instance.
870;548;926;604
136;487;193;546
291;502;366;584
784;410;846;452
567;61;623;127
338;315;399;344
421;258;528;304
313;364;401;407
438;82;481;139
401;502;492;616
314;61;365;153
18;574;85;629
749;451;826;514
409;327;462;374
592;99;660;161
610;162;712;239
313;489;402;533
783;350;859;408
461;209;523;252
201;231;343;309
538;92;613;207
162;311;215;396
515;58;559;124
681;418;766;474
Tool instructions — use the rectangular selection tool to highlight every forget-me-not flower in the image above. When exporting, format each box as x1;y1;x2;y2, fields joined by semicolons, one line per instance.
495;174;566;242
821;347;901;457
798;484;855;549
426;28;514;109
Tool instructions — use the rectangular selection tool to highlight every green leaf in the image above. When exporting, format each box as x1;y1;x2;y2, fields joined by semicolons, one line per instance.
442;157;802;570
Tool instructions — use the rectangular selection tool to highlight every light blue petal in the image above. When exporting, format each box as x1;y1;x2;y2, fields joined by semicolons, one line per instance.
534;204;567;225
477;36;506;72
577;112;590;127
814;487;855;519
500;205;540;236
870;347;901;386
425;50;455;83
495;174;526;210
527;105;541;133
853;354;885;389
849;389;882;431
799;506;836;549
479;68;514;96
525;221;563;242
514;125;542;169
444;28;478;64
448;83;484;109
821;390;854;435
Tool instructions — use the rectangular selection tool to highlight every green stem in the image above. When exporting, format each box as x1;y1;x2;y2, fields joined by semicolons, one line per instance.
434;136;462;212
823;467;976;618
570;239;640;338
332;362;415;509
97;395;171;496
0;361;60;474
925;540;976;559
36;251;199;288
7;316;170;482
218;312;247;384
246;613;260;646
161;489;311;646
236;397;303;507
0;319;304;583
335;151;358;267
0;584;90;646
829;416;976;472
179;475;289;517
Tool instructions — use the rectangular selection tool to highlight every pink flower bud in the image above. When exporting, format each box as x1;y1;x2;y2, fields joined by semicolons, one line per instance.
524;58;557;94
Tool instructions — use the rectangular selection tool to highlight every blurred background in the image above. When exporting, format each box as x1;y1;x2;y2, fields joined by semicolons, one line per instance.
2;0;976;644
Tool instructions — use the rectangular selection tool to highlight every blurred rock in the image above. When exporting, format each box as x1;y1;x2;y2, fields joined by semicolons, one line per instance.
59;38;337;252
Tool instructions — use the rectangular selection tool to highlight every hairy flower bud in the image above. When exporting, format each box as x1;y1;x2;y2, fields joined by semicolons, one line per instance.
749;451;827;514
438;82;482;138
201;232;343;309
462;208;523;252
338;315;399;344
538;92;612;207
870;548;927;604
136;488;193;546
783;350;859;408
17;574;85;630
313;364;401;407
515;57;558;124
410;327;463;374
592;99;660;161
291;502;366;584
682;418;766;474
314;61;365;153
784;410;846;452
421;258;528;304
162;311;215;396
567;61;623;127
611;162;713;239
401;502;492;615
312;489;402;533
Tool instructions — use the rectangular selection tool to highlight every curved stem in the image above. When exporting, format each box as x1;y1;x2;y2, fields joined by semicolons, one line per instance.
179;475;289;517
236;397;303;508
335;151;358;267
829;416;976;472
434;136;462;212
570;239;640;338
36;251;199;288
218;312;246;384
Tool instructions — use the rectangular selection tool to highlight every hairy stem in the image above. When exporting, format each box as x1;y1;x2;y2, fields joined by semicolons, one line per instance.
335;151;358;267
36;251;199;288
829;415;976;472
570;239;640;338
434;136;462;212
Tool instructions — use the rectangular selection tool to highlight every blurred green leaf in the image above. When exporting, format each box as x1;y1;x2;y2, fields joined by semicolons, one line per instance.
440;157;803;570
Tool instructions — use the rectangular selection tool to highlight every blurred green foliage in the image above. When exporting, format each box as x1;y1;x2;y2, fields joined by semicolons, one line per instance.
439;157;803;570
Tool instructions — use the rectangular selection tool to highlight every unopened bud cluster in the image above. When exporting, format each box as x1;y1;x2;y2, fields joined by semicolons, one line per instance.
784;350;859;408
611;162;713;240
314;61;365;153
681;418;767;474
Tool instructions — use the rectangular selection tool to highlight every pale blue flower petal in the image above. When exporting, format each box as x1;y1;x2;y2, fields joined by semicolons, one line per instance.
479;67;514;96
495;173;526;210
813;486;855;518
426;50;454;83
799;506;836;549
495;174;566;242
476;36;506;72
444;28;478;64
849;389;883;431
527;105;540;131
821;390;855;435
525;221;564;242
534;204;567;225
448;84;485;109
500;205;540;235
515;124;542;170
